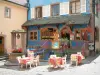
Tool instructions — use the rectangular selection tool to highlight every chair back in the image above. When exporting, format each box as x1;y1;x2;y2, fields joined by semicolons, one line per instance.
22;55;26;58
27;50;34;57
71;54;78;61
62;55;67;64
50;55;56;58
16;56;21;63
36;55;40;60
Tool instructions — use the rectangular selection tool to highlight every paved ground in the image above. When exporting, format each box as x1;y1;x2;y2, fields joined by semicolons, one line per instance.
0;54;100;75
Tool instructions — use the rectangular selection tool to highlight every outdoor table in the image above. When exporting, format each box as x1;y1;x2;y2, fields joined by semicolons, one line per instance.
71;54;84;65
21;57;32;64
48;57;63;68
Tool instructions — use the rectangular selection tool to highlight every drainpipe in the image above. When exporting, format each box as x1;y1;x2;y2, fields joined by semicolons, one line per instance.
92;0;95;53
26;0;30;48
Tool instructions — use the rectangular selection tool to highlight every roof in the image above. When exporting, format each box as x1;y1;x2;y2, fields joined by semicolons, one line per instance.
8;0;27;5
3;0;27;7
22;14;91;26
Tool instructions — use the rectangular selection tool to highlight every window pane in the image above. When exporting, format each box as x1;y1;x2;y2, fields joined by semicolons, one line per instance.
30;32;33;35
34;32;37;40
52;4;59;16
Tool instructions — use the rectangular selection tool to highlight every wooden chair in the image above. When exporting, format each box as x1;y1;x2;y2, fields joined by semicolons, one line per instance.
62;55;67;67
22;55;26;58
25;57;33;69
70;54;78;66
16;56;24;68
33;55;40;67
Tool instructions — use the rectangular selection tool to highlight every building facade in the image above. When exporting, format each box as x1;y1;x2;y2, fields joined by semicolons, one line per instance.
23;0;94;59
0;0;27;54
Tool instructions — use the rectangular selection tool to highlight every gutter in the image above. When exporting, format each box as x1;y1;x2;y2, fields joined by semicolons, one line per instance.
3;0;28;8
26;0;30;48
92;0;95;52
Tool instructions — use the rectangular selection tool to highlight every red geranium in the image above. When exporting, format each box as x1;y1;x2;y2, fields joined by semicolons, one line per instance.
12;48;22;53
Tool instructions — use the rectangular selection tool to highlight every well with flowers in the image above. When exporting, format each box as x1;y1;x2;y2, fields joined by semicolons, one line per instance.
9;48;24;62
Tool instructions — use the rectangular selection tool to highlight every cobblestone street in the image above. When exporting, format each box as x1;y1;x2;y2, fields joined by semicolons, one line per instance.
0;54;100;75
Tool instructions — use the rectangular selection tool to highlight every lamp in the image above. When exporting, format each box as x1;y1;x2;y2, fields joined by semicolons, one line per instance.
16;33;20;39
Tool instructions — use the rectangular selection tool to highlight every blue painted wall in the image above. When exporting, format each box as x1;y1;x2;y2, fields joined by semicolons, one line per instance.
72;24;88;31
27;24;88;47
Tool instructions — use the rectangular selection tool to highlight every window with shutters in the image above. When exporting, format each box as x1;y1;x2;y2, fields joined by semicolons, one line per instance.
35;7;42;18
5;7;11;18
29;31;38;40
51;4;60;16
70;0;80;14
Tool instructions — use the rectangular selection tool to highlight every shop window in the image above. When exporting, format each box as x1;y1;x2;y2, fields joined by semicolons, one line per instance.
70;0;80;14
95;27;99;41
51;4;60;16
41;28;58;40
5;7;11;18
29;31;38;40
35;7;42;18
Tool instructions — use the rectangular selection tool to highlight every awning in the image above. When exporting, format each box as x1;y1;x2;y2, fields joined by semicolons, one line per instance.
22;14;90;26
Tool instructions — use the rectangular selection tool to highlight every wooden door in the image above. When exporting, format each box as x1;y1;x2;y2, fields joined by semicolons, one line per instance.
0;36;4;54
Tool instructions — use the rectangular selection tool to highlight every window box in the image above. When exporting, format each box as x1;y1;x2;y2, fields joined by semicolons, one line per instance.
9;53;23;62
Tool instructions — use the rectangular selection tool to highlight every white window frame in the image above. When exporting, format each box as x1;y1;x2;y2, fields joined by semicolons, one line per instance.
5;7;11;18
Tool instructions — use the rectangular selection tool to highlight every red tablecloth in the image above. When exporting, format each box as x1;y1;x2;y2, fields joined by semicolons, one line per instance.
20;57;32;64
71;54;83;64
49;57;63;67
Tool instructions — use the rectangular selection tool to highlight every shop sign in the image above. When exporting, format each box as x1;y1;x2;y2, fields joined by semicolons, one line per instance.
88;42;94;51
52;41;59;49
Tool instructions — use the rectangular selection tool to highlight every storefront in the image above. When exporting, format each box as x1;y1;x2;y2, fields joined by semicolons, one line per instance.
22;14;92;59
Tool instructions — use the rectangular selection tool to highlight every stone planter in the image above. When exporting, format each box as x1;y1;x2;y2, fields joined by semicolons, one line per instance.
9;53;23;62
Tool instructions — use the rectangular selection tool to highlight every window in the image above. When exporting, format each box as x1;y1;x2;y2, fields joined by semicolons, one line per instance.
51;4;60;16
70;0;80;14
5;7;11;18
41;28;59;40
35;7;42;18
29;31;38;40
95;27;99;41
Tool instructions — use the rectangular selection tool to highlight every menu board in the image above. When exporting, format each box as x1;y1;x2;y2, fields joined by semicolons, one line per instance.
52;41;59;49
88;42;94;51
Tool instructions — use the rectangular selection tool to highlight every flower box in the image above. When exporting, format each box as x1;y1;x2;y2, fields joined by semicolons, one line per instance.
9;53;23;62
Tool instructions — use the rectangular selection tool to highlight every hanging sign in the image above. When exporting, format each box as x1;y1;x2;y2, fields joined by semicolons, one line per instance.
88;42;94;51
52;41;59;49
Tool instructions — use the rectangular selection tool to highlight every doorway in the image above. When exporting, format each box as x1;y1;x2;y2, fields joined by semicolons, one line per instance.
0;36;4;55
